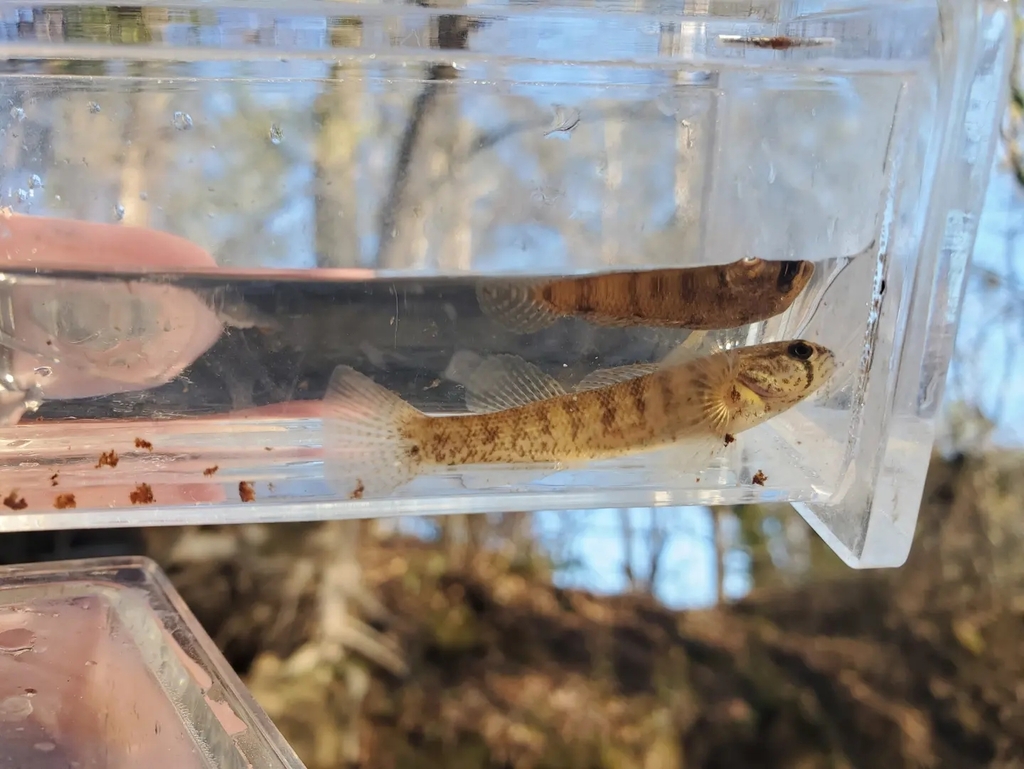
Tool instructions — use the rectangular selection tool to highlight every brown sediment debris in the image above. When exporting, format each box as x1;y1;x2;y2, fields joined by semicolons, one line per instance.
239;481;256;503
350;479;365;500
2;491;27;511
134;438;153;451
724;433;736;446
50;473;59;487
747;36;802;49
130;483;154;505
264;447;273;451
752;470;767;486
96;450;119;469
54;493;76;510
203;465;219;477
723;34;827;50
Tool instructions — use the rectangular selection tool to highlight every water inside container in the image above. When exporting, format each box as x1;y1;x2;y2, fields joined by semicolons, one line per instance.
0;1;1009;567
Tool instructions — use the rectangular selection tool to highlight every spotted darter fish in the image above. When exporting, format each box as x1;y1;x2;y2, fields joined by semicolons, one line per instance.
321;338;835;498
475;258;815;334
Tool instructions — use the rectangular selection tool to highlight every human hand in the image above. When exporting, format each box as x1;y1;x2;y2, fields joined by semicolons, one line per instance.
0;212;224;425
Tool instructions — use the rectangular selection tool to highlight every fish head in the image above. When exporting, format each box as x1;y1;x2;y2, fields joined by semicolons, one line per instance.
775;259;815;296
725;339;836;429
734;258;816;314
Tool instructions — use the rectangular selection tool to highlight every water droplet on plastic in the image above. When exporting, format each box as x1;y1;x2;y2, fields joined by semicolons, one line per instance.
0;628;35;653
172;111;193;131
114;203;125;221
10;107;24;122
0;696;32;722
33;366;51;378
139;191;148;201
88;101;101;114
16;189;27;203
767;162;776;184
269;123;283;145
28;174;42;189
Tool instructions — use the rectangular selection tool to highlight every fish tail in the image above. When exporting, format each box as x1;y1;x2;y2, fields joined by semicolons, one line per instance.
321;365;424;498
475;280;559;334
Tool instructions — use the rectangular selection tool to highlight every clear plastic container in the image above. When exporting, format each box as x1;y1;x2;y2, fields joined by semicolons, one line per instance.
0;555;306;768
0;0;1011;567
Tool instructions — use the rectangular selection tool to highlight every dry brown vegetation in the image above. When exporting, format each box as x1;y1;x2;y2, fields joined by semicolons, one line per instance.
127;451;1024;768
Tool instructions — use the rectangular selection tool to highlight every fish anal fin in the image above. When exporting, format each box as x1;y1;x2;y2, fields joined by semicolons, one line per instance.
574;363;658;392
476;280;559;334
321;365;423;498
464;354;566;414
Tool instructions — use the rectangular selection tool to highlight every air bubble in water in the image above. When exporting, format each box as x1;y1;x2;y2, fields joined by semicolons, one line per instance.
10;107;24;122
172;111;193;131
269;123;283;145
88;101;101;114
114;203;125;221
28;174;42;189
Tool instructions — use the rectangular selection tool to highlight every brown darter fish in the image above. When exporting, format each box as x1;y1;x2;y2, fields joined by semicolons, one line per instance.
321;339;836;498
475;258;815;333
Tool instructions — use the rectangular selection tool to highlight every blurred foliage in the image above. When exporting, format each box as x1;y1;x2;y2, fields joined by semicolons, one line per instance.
134;448;1024;769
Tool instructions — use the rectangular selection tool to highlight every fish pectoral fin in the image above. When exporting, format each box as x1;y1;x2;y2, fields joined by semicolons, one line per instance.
574;363;659;392
464;354;567;413
475;279;559;334
321;365;423;497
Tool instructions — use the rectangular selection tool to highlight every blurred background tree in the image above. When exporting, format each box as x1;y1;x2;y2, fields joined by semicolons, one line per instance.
0;4;1023;768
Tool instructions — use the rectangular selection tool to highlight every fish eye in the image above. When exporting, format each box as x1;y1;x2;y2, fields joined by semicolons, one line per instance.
787;341;815;361
777;261;803;292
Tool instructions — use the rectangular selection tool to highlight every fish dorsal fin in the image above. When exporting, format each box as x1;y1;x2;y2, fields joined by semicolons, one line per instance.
658;335;706;369
464;354;567;414
574;363;659;392
476;280;559;334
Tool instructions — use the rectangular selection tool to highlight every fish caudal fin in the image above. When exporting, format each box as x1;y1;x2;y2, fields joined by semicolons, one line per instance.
321;365;423;498
475;280;560;334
